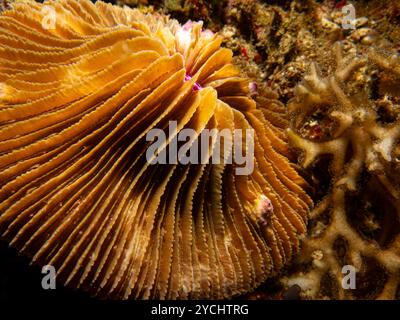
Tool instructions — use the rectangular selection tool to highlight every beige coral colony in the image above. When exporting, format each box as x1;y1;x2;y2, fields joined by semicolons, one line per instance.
0;0;399;301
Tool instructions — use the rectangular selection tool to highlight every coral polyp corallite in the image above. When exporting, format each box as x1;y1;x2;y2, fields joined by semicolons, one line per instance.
0;0;311;299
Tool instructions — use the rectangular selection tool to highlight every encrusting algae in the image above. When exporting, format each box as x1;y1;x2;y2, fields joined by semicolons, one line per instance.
0;0;311;299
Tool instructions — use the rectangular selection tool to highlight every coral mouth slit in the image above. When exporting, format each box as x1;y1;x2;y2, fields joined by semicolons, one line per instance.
184;74;202;91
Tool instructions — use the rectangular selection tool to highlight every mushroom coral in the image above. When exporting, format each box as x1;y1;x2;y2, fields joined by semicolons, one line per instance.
286;43;400;299
0;0;311;299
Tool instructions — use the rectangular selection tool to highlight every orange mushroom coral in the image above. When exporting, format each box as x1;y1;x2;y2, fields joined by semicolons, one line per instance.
0;0;311;299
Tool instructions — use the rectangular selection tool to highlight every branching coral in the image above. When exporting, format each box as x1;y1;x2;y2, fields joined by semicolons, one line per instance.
285;42;400;299
0;0;311;299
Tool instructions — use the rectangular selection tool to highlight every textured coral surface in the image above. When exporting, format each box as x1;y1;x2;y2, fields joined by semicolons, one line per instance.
115;0;400;301
1;0;399;300
285;44;400;300
0;0;310;299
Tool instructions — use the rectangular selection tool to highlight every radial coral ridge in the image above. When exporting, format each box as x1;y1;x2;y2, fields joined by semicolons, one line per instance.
0;0;311;299
286;43;400;299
